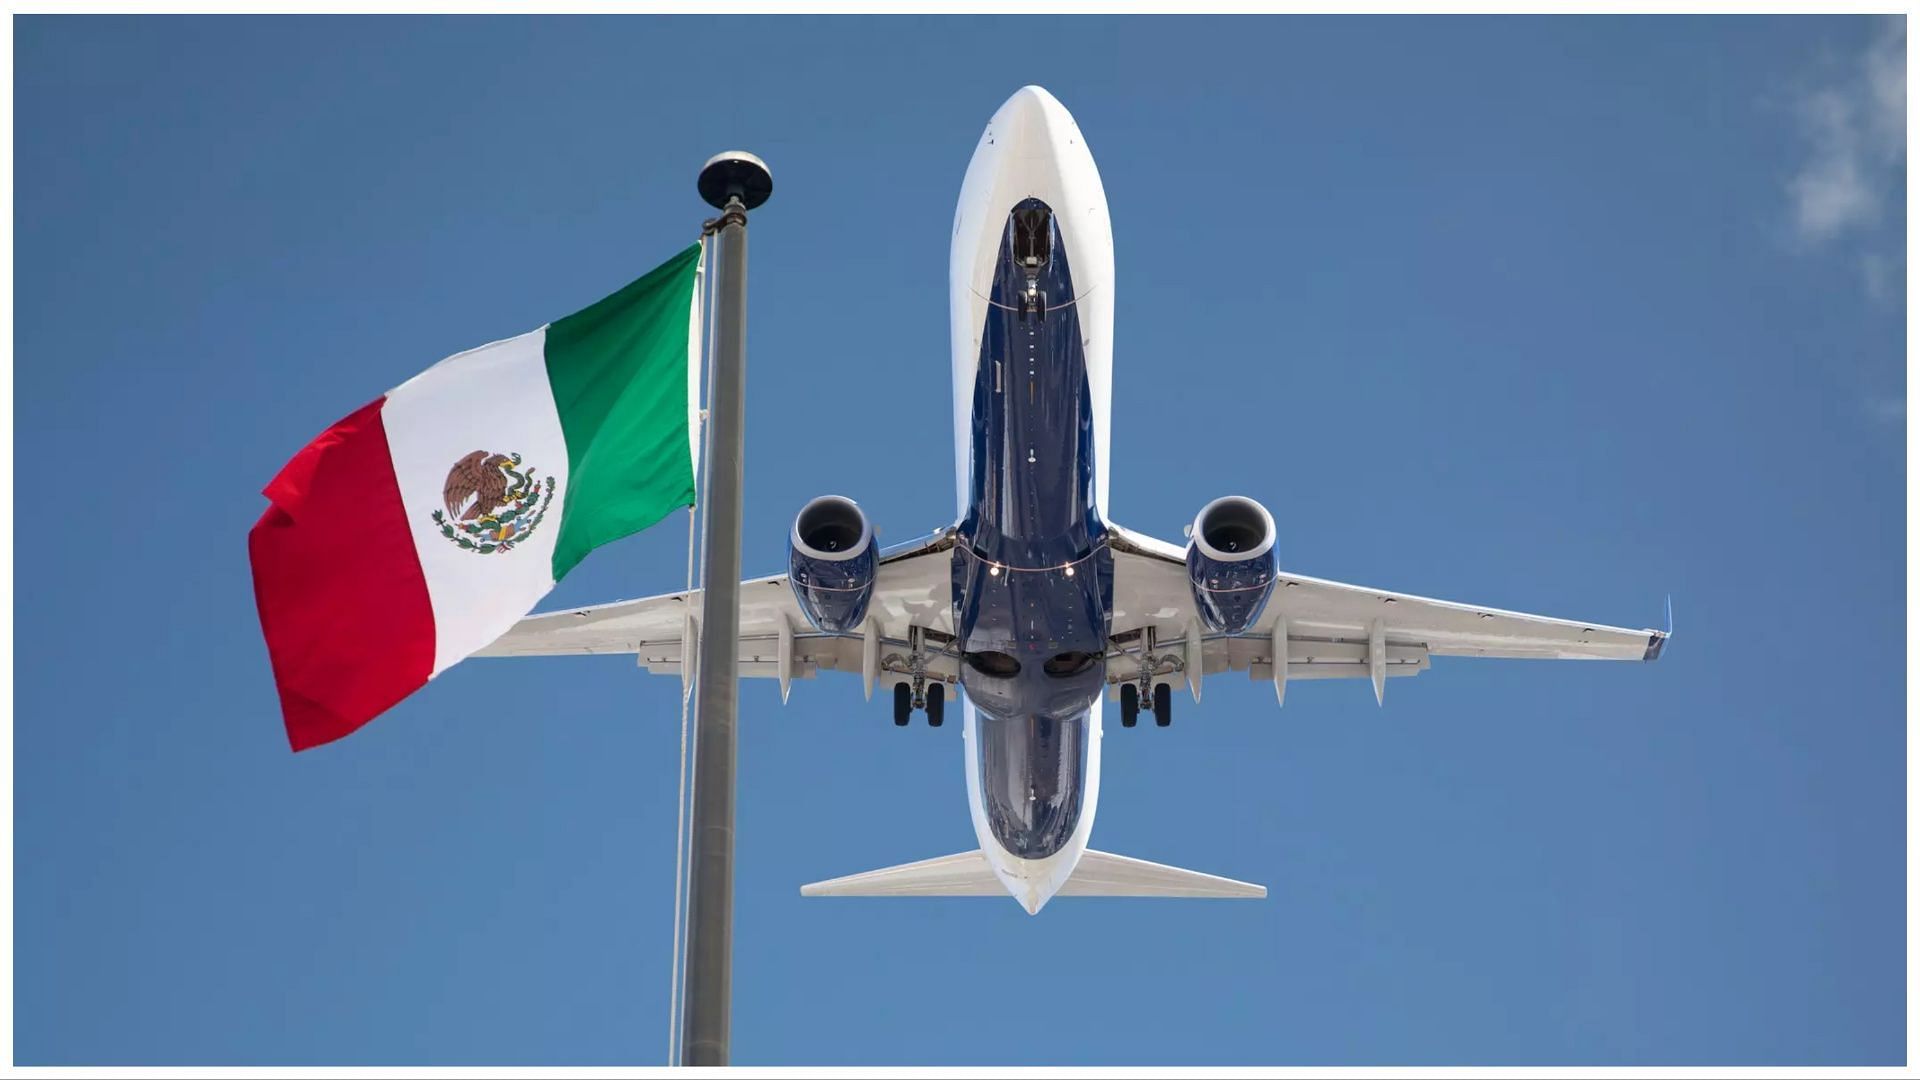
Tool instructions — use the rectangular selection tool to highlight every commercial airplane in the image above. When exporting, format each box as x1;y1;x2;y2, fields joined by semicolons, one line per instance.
481;86;1668;914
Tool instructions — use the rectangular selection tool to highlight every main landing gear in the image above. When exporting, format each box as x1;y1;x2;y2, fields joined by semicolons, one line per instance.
1117;626;1175;729
892;625;946;728
1118;680;1175;728
892;681;945;727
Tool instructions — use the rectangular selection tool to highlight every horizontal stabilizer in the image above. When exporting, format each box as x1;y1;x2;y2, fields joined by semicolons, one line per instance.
1062;850;1266;898
800;850;1003;897
799;849;1264;899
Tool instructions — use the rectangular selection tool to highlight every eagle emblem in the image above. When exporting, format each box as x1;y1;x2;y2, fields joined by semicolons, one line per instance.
430;450;557;554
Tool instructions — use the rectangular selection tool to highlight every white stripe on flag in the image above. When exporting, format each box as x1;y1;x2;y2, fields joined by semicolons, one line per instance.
382;328;573;675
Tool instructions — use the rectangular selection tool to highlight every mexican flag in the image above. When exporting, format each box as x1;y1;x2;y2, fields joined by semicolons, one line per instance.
251;244;703;751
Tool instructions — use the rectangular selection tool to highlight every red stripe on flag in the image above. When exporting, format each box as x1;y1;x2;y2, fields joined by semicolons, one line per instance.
249;397;436;751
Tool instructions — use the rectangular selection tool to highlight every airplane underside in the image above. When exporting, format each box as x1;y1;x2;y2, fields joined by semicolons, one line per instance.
480;85;1669;915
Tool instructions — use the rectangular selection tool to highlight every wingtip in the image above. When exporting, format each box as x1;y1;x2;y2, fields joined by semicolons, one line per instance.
1643;595;1673;662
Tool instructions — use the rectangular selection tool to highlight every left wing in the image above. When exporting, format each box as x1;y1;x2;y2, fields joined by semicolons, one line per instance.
475;530;959;695
1102;523;1667;703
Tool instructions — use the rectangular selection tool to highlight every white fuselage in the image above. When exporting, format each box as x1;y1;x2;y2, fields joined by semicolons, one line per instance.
949;86;1116;914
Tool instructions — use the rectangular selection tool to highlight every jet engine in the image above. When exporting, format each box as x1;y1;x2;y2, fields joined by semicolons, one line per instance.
1185;495;1278;634
787;495;877;633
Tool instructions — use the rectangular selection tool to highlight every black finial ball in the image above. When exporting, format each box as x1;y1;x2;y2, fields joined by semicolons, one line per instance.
698;151;773;211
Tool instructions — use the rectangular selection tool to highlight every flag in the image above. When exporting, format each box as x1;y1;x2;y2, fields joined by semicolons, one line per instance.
250;243;703;751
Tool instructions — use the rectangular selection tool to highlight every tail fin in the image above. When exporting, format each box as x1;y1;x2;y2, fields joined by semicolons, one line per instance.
799;849;1264;899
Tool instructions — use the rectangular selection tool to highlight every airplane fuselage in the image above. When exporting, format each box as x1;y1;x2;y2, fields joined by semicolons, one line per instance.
949;87;1117;913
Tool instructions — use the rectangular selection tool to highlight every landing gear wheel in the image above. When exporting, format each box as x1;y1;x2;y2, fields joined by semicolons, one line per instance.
1017;293;1030;321
1120;682;1139;728
926;682;945;727
893;682;912;727
1035;291;1047;321
1153;681;1173;727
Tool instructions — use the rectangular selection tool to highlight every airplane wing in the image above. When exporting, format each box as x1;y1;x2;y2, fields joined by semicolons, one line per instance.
478;519;1665;706
1101;522;1667;703
473;529;961;696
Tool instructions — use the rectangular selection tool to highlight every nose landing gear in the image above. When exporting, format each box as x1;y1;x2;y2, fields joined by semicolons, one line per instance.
1011;200;1052;324
1017;285;1047;323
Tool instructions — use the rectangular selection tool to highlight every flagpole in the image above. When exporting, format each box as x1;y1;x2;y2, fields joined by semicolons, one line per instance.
681;150;770;1068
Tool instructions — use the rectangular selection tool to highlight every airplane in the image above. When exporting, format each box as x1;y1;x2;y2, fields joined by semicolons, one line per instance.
479;85;1669;914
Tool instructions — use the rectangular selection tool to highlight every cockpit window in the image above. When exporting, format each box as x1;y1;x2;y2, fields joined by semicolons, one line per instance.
1042;650;1097;677
965;650;1022;678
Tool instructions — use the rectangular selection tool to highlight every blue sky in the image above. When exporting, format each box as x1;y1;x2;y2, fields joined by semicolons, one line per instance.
14;15;1905;1066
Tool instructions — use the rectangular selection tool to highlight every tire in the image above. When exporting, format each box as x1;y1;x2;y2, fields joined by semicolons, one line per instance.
1120;682;1139;728
1153;681;1173;727
926;682;945;727
893;682;912;727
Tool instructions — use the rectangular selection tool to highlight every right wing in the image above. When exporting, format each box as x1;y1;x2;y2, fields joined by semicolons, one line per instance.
475;529;960;691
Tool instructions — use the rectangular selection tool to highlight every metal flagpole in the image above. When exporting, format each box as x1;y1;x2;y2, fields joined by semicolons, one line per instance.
666;232;718;1066
681;150;771;1068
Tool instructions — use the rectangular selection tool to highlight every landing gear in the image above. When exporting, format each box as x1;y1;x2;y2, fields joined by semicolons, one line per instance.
890;626;948;728
1119;681;1174;728
893;679;948;727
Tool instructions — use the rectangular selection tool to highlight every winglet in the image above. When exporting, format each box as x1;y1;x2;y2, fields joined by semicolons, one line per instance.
1642;595;1672;662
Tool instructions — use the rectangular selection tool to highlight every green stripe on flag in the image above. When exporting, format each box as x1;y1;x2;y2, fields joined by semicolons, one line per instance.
544;242;701;580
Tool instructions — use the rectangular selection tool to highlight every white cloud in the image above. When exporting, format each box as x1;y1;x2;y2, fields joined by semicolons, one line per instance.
1782;21;1906;433
1788;19;1905;245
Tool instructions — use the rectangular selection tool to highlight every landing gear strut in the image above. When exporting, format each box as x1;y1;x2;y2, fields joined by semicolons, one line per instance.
1117;627;1174;728
893;626;947;728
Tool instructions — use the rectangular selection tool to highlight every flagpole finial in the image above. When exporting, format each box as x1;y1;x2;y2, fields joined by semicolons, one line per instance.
698;151;772;212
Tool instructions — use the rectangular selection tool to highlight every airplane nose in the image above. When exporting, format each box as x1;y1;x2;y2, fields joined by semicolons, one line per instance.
1003;84;1060;115
989;85;1072;159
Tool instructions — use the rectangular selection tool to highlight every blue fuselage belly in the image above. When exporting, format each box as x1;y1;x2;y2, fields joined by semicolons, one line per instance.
954;199;1112;861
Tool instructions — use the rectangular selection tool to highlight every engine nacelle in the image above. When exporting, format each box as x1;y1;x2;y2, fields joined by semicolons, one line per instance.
788;495;877;633
1185;495;1278;634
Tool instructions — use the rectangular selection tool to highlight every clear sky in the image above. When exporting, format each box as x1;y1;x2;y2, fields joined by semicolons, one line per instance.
14;14;1906;1066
